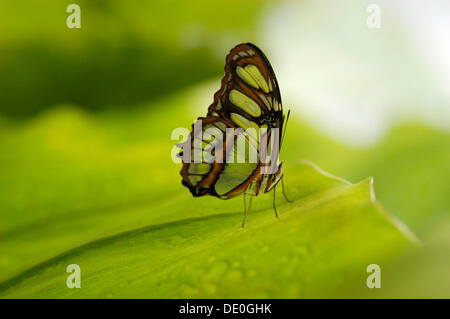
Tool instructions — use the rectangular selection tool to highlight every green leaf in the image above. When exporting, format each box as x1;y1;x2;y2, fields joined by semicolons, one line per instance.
0;161;416;298
283;122;450;233
0;86;421;298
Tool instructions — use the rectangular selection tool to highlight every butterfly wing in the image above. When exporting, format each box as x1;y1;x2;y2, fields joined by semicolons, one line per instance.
180;43;286;199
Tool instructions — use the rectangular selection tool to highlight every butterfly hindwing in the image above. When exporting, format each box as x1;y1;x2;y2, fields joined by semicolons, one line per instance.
180;117;259;199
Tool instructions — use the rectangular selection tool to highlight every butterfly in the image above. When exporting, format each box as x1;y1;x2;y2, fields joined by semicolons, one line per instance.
178;43;291;226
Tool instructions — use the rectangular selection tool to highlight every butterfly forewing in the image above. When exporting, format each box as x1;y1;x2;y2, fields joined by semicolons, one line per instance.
207;43;284;138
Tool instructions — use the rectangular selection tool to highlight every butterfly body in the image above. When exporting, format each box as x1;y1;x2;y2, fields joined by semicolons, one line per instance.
179;43;290;221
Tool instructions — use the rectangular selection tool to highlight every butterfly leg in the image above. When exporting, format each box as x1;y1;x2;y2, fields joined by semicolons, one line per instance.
248;195;253;212
273;186;279;218
242;194;247;228
281;179;293;203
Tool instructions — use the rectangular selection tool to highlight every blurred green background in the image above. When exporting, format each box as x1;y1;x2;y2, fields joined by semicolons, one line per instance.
0;0;449;298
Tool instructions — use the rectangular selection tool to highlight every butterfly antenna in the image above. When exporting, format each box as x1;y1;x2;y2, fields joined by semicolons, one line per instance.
280;109;291;148
281;178;293;203
242;194;247;228
273;186;279;218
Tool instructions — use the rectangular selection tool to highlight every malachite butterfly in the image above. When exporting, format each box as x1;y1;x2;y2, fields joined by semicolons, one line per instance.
178;43;292;226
